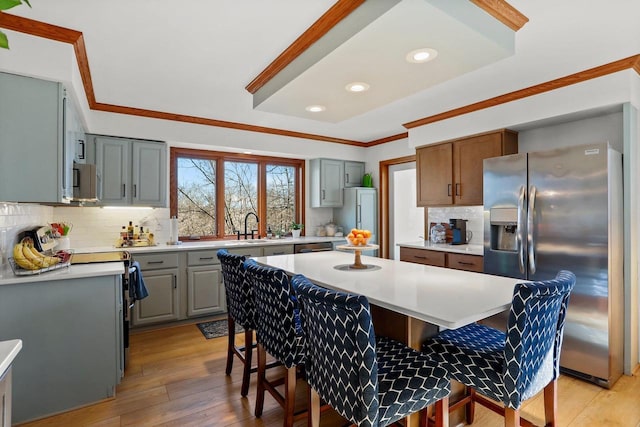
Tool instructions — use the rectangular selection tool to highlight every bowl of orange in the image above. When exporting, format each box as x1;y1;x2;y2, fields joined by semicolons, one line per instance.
346;228;372;246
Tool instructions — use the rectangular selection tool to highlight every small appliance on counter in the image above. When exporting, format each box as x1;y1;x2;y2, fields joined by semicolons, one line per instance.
21;226;57;253
449;219;468;245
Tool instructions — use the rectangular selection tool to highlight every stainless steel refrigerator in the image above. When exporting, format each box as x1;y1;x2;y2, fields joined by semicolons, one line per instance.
483;142;623;387
334;187;378;256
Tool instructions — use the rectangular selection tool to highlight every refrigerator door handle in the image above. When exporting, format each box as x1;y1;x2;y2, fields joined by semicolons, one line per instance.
527;185;537;274
517;185;526;274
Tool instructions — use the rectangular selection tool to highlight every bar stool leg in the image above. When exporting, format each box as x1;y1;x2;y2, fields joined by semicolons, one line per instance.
255;343;267;417
544;380;558;427
308;388;320;427
283;366;297;427
225;315;235;375
240;328;253;396
504;407;520;427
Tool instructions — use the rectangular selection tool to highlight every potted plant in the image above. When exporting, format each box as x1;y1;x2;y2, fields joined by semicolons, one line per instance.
291;222;303;239
1;0;32;49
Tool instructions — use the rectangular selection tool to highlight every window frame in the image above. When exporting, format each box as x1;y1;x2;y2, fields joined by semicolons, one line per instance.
170;147;305;241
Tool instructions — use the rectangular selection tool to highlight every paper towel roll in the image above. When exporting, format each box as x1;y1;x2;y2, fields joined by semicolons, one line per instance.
169;217;179;244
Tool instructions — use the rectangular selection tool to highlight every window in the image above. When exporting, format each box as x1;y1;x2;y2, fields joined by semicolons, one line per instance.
170;148;304;240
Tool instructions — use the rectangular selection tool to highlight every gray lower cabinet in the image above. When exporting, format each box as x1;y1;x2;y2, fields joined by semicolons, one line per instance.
0;368;11;427
0;274;122;424
133;253;179;325
91;134;167;207
186;250;225;317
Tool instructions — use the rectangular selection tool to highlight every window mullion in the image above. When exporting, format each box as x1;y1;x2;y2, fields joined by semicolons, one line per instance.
216;158;226;239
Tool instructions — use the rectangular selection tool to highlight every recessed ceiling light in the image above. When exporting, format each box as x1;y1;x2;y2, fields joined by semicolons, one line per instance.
406;48;438;64
345;82;370;93
305;105;326;112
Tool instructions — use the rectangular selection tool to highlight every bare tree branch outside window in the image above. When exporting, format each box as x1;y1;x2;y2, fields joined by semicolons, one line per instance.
175;151;300;239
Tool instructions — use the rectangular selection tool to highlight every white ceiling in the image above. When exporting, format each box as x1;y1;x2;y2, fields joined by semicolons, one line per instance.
1;0;639;145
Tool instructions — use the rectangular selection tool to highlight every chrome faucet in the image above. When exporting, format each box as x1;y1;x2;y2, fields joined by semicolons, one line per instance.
237;212;259;240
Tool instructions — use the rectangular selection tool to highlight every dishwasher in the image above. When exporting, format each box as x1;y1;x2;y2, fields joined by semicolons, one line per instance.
293;241;334;253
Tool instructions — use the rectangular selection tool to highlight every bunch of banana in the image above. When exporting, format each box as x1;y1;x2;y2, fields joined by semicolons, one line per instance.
12;238;60;270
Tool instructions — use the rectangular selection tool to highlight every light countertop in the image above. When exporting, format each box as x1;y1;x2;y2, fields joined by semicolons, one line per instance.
397;240;483;256
253;251;521;329
0;339;22;375
0;262;124;286
74;236;346;254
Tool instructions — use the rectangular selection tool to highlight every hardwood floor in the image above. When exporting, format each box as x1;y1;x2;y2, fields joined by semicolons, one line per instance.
19;322;640;427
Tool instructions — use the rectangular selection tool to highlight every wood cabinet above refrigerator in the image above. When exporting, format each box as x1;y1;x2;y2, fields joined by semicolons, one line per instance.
416;129;518;206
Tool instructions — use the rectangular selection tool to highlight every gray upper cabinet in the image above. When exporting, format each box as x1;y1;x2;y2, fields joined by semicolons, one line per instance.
344;161;365;188
0;72;84;203
92;134;167;207
310;158;345;207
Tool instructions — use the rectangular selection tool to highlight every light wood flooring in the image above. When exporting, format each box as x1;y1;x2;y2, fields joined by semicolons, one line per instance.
19;322;640;427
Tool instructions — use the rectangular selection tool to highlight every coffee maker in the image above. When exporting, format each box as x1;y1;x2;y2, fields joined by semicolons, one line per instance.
449;219;468;245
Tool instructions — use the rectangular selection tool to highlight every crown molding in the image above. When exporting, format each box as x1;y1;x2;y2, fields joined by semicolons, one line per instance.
470;0;529;31
245;0;365;95
404;54;640;129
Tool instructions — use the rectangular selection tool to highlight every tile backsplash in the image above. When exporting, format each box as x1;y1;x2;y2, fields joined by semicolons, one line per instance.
52;207;171;248
427;206;483;244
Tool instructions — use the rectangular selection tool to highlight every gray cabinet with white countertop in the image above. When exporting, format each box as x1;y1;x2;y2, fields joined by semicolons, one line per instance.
186;250;225;317
0;273;122;424
132;252;179;325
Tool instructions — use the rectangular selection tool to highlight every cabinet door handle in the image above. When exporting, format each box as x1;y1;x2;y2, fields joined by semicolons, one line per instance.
173;274;177;289
345;173;349;184
447;184;452;196
455;183;461;197
322;189;326;200
122;184;126;198
199;257;214;260
148;260;164;264
77;140;85;160
133;184;137;198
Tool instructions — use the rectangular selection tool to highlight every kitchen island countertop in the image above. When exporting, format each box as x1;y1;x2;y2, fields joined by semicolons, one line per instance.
397;240;483;256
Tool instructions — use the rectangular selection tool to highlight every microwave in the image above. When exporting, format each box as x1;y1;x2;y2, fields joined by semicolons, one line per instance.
72;162;99;201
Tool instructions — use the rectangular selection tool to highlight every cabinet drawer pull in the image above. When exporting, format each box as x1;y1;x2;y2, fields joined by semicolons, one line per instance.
147;260;164;264
457;261;475;266
199;257;214;260
273;251;285;255
414;255;427;260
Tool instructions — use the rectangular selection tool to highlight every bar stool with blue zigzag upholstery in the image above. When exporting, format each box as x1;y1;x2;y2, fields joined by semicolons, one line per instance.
217;248;257;397
292;274;451;427
422;270;576;427
244;259;308;427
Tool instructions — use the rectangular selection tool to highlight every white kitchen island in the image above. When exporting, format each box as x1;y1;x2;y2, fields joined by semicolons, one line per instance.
253;250;522;329
254;250;524;427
